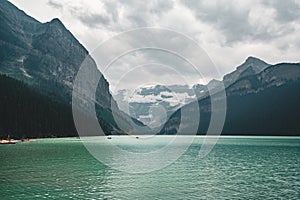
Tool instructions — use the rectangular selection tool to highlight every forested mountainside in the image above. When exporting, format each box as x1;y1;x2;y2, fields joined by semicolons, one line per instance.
161;63;300;136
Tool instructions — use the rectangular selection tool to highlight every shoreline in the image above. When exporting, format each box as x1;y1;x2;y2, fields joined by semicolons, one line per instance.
22;135;300;140
2;135;300;141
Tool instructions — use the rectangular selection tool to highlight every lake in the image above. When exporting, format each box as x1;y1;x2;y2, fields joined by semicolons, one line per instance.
0;136;299;199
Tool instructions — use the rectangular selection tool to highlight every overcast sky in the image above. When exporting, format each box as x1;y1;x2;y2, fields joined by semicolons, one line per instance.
8;0;300;91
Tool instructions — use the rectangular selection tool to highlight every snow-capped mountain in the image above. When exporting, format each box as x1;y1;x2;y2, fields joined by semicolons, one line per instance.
114;56;270;129
114;84;200;128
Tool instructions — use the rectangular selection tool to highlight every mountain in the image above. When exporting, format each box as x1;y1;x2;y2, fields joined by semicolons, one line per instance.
114;84;199;129
114;57;271;130
160;61;300;136
223;56;270;87
114;57;270;130
0;0;145;138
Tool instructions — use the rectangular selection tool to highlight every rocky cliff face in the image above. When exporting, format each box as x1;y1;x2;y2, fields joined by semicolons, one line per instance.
0;0;142;136
0;0;111;107
0;1;110;106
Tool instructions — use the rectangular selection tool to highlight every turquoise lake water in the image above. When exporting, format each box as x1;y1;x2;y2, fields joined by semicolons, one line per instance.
0;136;299;199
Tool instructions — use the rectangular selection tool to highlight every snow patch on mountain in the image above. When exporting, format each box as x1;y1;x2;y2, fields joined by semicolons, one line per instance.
17;57;32;79
114;85;198;127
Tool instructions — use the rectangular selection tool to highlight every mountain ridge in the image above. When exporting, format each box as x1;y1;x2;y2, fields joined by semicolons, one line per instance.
113;56;273;128
160;61;300;135
0;0;147;138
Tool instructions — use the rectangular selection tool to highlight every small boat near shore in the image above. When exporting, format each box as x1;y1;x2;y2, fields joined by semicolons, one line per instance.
0;140;19;145
0;135;23;144
21;138;31;142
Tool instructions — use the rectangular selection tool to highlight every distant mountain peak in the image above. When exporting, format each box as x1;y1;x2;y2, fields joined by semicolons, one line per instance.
207;79;222;89
239;56;269;73
50;18;63;25
243;56;269;66
223;57;270;87
208;78;221;85
48;18;67;30
245;56;263;62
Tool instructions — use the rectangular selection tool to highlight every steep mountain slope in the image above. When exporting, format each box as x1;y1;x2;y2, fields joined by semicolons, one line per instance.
0;1;93;104
161;62;300;136
0;0;144;137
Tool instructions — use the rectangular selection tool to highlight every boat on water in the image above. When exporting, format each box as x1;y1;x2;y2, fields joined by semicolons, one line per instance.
21;138;31;142
0;135;21;144
0;140;19;145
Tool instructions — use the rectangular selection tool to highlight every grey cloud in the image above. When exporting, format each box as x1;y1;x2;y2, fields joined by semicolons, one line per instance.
102;1;120;23
104;0;174;29
181;0;299;44
149;0;174;15
181;0;252;43
78;14;111;28
67;6;112;28
97;43;215;90
262;0;300;22
47;0;63;10
48;0;174;31
127;15;148;27
8;0;300;92
47;0;117;28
